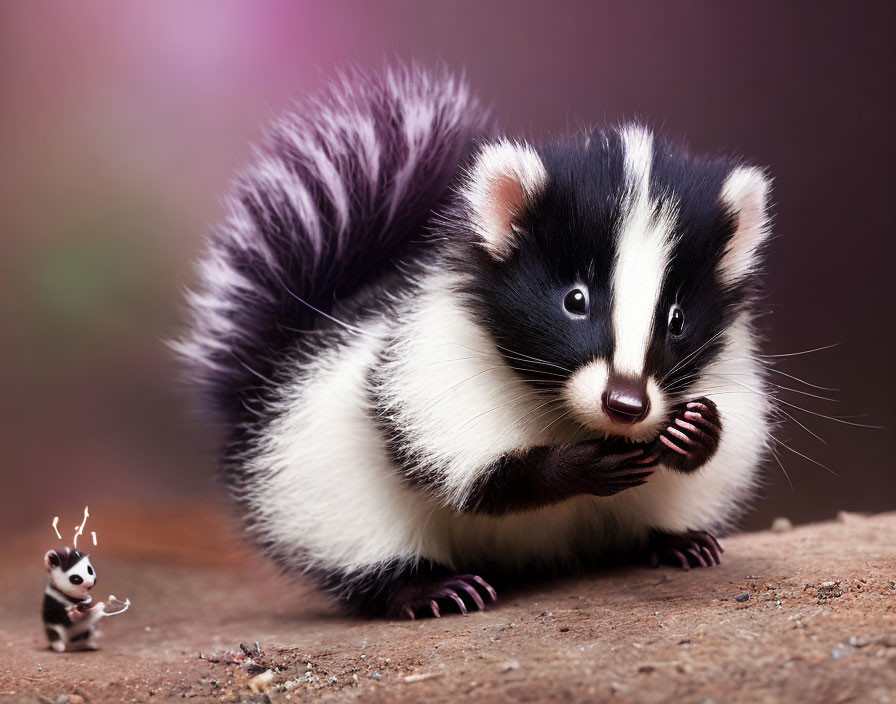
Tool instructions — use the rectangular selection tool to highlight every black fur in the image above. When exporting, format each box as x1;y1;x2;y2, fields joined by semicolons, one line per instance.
311;558;451;618
42;592;74;627
657;397;723;473
463;439;658;515
47;548;88;572
179;66;494;433
180;65;770;619
444;130;754;403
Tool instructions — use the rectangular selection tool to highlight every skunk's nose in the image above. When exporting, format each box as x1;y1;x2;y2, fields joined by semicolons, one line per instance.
602;375;650;424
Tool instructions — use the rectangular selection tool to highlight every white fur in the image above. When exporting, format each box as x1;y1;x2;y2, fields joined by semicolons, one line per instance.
611;126;678;377
604;313;769;534
564;359;669;442
719;166;772;284
376;270;571;508
462;140;548;259
45;552;96;601
245;319;433;573
176;65;487;383
245;266;767;578
44;553;104;651
564;358;610;427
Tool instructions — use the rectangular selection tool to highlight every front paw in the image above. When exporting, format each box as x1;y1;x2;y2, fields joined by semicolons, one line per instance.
556;438;659;497
658;397;721;473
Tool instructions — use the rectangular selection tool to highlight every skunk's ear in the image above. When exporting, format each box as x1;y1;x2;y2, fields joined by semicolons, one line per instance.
44;550;60;570
718;166;772;283
462;140;547;260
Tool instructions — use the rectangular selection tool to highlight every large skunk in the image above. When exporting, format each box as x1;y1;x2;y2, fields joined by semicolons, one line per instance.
177;66;771;618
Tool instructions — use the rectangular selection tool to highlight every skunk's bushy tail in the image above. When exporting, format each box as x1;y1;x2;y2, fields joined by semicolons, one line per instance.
176;66;492;424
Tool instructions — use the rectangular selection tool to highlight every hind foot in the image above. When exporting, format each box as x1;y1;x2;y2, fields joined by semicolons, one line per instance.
388;574;497;619
648;530;724;570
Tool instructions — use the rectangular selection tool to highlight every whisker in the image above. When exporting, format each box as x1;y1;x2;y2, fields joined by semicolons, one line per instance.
415;371;557;417
703;373;881;430
455;390;558;433
768;434;840;477
278;278;373;337
422;356;568;379
660;330;726;384
767;367;840;392
535;408;575;438
719;408;799;490
768;445;795;493
702;374;829;445
765;383;838;403
772;397;881;429
233;352;277;386
432;342;573;376
759;342;841;359
494;344;574;373
495;398;565;442
414;367;519;415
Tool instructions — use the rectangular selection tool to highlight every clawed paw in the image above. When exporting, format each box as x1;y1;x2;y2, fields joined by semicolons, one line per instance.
658;398;721;473
647;529;724;570
390;574;497;620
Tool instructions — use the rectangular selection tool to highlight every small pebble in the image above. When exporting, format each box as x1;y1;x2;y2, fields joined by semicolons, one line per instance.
248;670;274;693
771;517;793;532
831;643;855;660
69;696;84;704
733;592;750;603
499;660;520;672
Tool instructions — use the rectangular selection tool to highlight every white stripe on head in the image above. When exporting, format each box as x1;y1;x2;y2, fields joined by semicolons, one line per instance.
611;125;677;377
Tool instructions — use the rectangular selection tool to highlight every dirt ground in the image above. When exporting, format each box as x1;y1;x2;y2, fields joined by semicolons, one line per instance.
0;506;894;704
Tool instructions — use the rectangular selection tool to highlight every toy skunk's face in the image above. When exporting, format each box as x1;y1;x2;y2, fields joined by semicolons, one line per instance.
44;549;96;600
456;127;771;441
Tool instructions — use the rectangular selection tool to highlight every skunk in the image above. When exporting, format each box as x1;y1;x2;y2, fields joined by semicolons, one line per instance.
176;65;772;618
43;548;104;651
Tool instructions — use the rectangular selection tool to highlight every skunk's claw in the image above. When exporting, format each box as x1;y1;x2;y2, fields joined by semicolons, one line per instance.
658;397;722;473
647;529;724;570
390;574;497;620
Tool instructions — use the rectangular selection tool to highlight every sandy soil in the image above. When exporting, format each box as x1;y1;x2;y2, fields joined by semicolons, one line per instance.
1;508;894;703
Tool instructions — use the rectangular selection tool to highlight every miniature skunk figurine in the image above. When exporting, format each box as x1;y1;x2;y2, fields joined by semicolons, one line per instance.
43;548;104;651
177;66;772;618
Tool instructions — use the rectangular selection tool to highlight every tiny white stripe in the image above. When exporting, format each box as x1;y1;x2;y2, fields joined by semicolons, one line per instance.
611;126;676;377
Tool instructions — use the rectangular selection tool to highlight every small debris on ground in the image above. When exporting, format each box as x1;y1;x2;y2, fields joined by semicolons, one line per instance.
771;517;793;532
4;509;895;703
248;669;275;693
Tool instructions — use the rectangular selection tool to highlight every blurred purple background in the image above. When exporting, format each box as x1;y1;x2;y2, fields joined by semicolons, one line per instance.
1;1;893;539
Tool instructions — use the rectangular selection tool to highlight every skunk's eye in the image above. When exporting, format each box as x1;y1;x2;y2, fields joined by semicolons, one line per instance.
563;288;589;317
668;305;685;335
87;566;94;576
69;575;84;585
